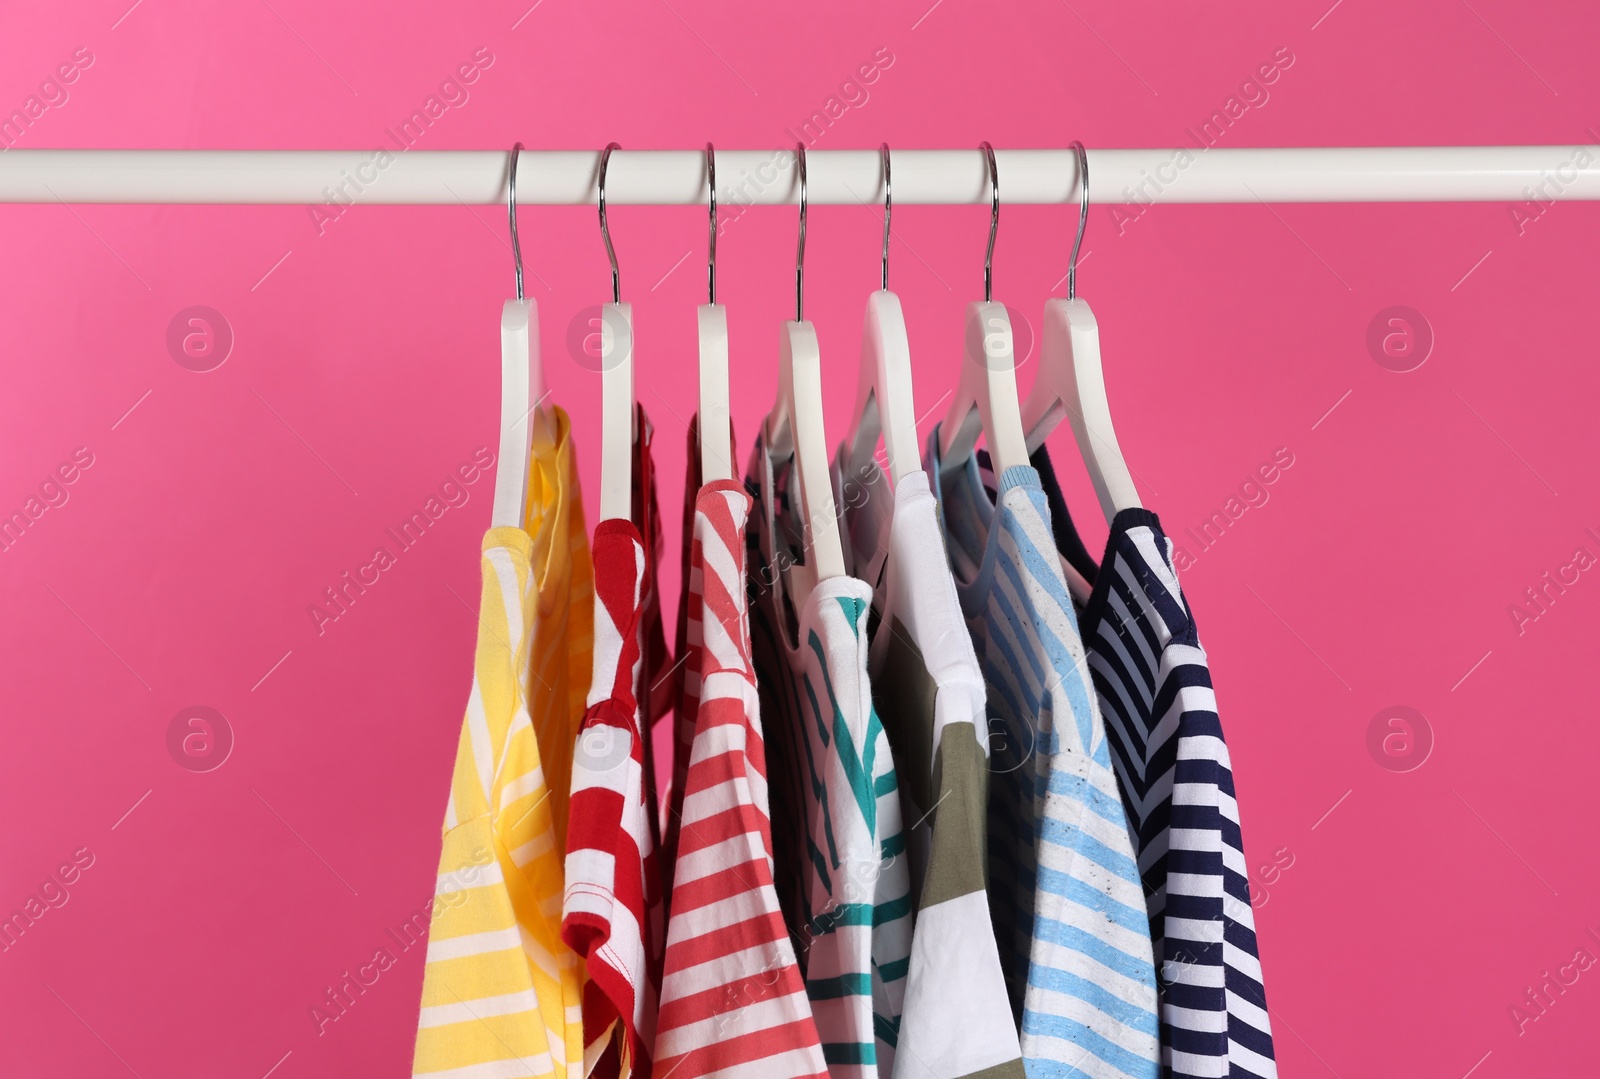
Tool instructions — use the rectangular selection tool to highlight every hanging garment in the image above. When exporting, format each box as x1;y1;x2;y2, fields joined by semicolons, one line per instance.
926;430;1160;1079
412;407;591;1079
747;430;912;1079
653;419;829;1078
659;419;712;896
1031;447;1277;1079
634;410;676;746
530;408;597;847
564;407;672;1078
832;453;1024;1079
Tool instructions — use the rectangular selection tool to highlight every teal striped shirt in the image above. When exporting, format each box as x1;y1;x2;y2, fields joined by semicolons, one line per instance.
748;434;913;1078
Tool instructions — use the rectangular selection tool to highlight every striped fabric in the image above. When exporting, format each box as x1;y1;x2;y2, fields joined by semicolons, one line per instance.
747;431;913;1078
834;456;1025;1079
564;408;671;1078
412;527;586;1078
661;416;728;896
635;407;676;738
1031;449;1277;1079
929;431;1160;1079
654;470;829;1078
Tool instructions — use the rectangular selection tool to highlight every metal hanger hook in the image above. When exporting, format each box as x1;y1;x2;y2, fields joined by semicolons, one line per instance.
706;142;717;306
598;142;621;303
880;143;892;292
795;142;807;322
507;141;524;301
981;141;998;303
1068;140;1089;301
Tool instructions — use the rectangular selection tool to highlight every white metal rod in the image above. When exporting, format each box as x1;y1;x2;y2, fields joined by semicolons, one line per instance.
0;147;1594;205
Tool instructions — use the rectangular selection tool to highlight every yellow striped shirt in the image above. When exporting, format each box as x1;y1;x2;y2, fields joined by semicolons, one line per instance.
413;406;593;1079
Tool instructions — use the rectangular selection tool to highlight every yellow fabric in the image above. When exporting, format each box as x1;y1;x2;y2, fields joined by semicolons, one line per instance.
525;407;593;849
413;406;592;1079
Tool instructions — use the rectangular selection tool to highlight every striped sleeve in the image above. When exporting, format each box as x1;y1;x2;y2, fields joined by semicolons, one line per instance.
987;472;1161;1079
654;480;829;1079
796;591;911;1078
1083;515;1278;1079
563;520;662;1076
846;466;1025;1078
745;432;911;1079
926;429;1162;1079
412;529;583;1079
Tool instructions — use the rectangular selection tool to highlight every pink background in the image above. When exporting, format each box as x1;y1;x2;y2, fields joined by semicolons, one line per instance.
3;1;1598;1075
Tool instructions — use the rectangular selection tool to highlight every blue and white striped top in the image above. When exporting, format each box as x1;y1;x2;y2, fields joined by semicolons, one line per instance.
928;430;1160;1079
1031;447;1277;1079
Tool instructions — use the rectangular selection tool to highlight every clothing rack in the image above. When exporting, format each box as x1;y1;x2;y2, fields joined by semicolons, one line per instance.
0;146;1595;204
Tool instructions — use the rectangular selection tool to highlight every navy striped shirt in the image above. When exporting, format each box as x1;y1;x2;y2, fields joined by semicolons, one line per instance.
1033;447;1277;1079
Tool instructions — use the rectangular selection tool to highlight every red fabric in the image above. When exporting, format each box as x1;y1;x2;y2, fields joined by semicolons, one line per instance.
635;405;674;737
562;408;671;1076
652;474;827;1078
660;415;729;887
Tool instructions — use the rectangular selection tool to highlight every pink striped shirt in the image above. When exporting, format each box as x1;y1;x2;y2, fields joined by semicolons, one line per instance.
653;477;828;1078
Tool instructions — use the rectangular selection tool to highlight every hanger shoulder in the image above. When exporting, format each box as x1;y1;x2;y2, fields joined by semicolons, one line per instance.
697;303;731;483
599;300;635;523
492;297;536;529
774;320;845;600
846;290;919;485
1024;297;1140;520
1020;298;1068;451
844;305;883;478
940;300;1028;476
978;301;1030;476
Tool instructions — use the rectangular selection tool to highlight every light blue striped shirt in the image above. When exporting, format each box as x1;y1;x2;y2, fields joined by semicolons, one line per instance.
928;432;1160;1079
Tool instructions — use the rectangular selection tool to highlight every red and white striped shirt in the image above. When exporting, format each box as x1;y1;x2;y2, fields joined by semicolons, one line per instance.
653;476;828;1078
564;410;670;1078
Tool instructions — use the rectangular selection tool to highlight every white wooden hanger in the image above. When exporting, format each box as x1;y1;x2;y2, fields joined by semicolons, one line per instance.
843;144;919;486
698;143;732;483
1021;141;1141;521
939;143;1030;478
491;142;546;529
597;143;636;523
765;144;845;605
